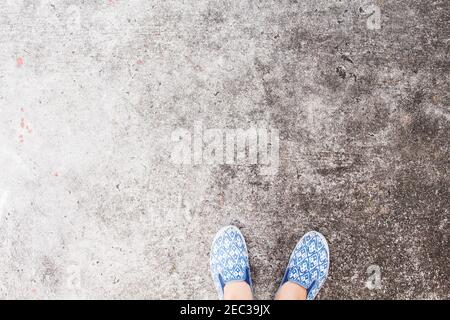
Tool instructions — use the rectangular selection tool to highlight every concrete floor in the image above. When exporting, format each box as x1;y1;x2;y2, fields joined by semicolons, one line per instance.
0;0;448;299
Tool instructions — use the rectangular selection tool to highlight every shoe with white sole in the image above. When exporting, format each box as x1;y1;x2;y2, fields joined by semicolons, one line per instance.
279;231;330;300
210;225;253;299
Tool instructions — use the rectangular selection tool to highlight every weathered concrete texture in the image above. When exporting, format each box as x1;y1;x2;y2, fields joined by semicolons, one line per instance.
0;0;448;299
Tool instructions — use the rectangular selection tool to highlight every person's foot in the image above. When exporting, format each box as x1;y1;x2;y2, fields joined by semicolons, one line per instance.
276;231;330;300
210;226;253;300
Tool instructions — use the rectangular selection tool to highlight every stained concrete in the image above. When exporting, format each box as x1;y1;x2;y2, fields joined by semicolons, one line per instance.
0;0;448;299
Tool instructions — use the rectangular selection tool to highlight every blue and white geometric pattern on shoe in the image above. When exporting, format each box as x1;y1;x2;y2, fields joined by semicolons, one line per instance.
210;225;252;299
279;231;330;300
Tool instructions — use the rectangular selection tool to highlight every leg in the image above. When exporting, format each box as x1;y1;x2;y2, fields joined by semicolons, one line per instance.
275;282;307;300
224;281;253;300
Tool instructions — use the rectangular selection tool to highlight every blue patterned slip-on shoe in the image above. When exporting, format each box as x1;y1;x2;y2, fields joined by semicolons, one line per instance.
210;225;253;300
279;231;330;300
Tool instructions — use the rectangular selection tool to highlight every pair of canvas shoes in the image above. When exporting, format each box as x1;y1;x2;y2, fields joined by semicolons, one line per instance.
210;226;330;300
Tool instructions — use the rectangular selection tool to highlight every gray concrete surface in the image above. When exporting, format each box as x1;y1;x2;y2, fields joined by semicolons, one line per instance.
0;0;448;299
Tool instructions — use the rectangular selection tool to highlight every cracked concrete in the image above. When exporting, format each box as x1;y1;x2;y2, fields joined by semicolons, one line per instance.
0;0;449;299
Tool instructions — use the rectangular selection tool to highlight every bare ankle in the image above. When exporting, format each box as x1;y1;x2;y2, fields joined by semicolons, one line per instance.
223;281;253;300
275;282;307;300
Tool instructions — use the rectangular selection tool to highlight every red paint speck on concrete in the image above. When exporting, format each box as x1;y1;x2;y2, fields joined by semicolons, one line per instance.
53;171;59;177
137;59;144;65
18;134;24;143
16;57;24;67
20;118;25;128
20;108;25;112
